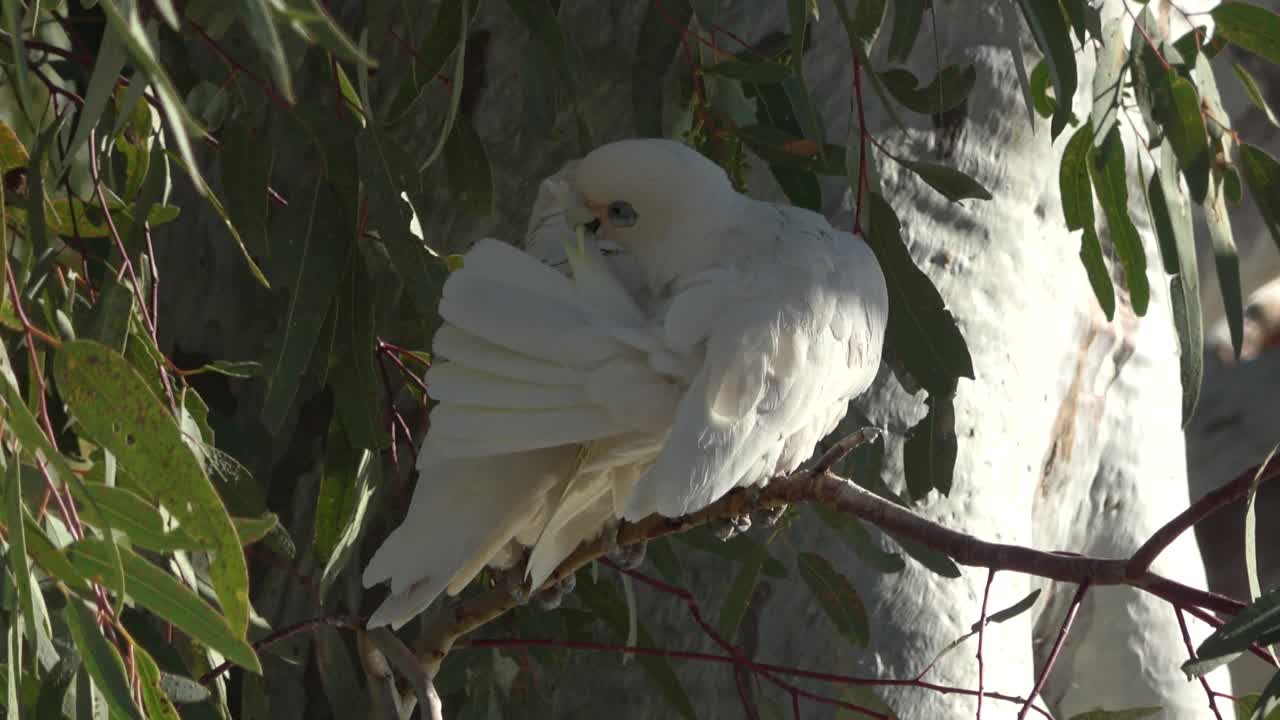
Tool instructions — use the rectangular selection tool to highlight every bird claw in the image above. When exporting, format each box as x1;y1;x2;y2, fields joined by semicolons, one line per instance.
533;574;577;611
752;504;788;528
609;540;648;570
712;514;752;541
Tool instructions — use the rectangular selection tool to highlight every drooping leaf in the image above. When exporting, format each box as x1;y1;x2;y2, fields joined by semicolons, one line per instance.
1088;129;1149;316
66;539;260;672
1187;587;1280;677
717;539;769;641
260;180;350;432
1061;123;1116;320
574;572;697;720
810;505;905;574
1212;2;1280;65
443;114;494;219
1206;159;1245;360
887;532;962;578
863;192;974;395
979;589;1042;628
133;646;182;719
316;446;377;598
1016;0;1077;137
1237;681;1280;720
903;391;958;499
53;340;250;636
632;0;692;137
237;0;295;103
1232;62;1279;127
705;59;792;84
63;599;144;720
1147;142;1202;425
897;158;992;202
672;528;788;578
1090;18;1127;147
275;0;378;68
797;552;869;647
887;0;926;61
1240;143;1280;256
879;65;976;115
1160;76;1211;204
62;27;130;179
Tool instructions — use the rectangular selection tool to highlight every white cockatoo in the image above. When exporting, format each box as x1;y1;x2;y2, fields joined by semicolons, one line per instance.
362;138;889;629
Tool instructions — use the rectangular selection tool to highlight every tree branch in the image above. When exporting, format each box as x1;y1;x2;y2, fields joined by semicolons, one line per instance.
411;428;1274;688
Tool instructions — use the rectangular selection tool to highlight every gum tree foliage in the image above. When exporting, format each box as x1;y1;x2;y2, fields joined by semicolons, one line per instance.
0;0;1274;718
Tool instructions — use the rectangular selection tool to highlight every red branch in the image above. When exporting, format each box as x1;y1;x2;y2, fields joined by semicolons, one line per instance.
1176;607;1225;720
1018;581;1091;719
976;569;996;719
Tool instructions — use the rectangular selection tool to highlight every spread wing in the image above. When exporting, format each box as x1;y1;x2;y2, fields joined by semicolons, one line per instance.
623;209;888;520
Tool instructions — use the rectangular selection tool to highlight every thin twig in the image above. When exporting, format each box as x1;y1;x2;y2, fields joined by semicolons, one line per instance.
1176;607;1225;720
976;569;996;719
1018;582;1090;719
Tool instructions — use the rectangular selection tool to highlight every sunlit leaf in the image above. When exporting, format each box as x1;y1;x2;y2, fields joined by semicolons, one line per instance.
54;340;250;636
67;539;260;672
897;158;991;202
1232;62;1279;127
1017;0;1077;137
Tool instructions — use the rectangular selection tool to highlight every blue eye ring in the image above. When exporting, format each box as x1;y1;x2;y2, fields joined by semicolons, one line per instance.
607;201;637;227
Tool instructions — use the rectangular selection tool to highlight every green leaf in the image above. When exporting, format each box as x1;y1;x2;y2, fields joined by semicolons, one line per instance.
887;531;962;578
1017;0;1077;137
260;180;350;431
63;599;143;720
1030;59;1057;118
575;573;696;720
53;340;250;636
879;65;976;115
275;0;378;68
1237;681;1280;720
1091;18;1127;147
1212;2;1280;65
887;0;925;61
313;426;365;566
1187;586;1280;677
831;0;905;131
316;446;377;598
863;192;974;395
233;513;279;546
316;627;368;715
632;0;691;136
4;456;41;674
329;249;385;449
98;0;208;197
1061;123;1116;322
73;483;193;552
1148;142;1202;425
897;158;991;202
1241;143;1280;256
443;114;494;219
133;646;181;719
237;0;294;103
705;59;792;84
0;121;29;172
62;27;130;180
1062;0;1103;45
1232;62;1279;127
1061;123;1097;232
1160;75;1211;204
220;117;272;263
809;505;905;574
358;131;451;319
67;539;260;673
787;0;808;72
903;391;958;499
1206;158;1244;360
85;280;134;353
796;552;869;647
672;529;788;578
717;539;768;640
0;348;125;603
1088;129;1149;316
1066;708;1161;720
980;588;1041;627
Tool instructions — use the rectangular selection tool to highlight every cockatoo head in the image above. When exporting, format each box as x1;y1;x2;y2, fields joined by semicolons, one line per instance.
569;139;741;288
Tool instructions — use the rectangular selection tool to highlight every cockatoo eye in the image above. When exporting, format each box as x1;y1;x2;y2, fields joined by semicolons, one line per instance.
607;201;638;227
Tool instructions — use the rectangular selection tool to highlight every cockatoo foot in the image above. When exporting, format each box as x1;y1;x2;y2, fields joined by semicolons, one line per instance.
712;514;752;541
752;504;787;528
609;539;647;570
534;573;577;610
